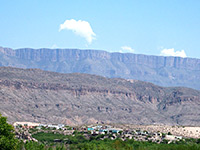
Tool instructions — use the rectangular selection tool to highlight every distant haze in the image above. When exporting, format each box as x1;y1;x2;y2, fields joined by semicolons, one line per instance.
0;47;200;90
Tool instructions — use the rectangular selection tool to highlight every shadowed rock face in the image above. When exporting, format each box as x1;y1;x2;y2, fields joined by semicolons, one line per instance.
0;47;200;90
0;67;200;126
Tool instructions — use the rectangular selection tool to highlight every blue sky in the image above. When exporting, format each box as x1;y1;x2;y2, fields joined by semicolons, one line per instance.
0;0;200;58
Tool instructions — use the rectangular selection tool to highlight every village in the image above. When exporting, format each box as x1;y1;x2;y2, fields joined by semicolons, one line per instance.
13;122;185;144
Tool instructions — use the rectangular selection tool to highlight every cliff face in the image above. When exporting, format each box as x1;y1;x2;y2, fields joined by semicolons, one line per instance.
0;67;200;125
0;47;200;90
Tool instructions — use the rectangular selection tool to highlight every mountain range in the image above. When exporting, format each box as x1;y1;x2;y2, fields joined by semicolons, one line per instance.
0;67;200;125
0;46;200;90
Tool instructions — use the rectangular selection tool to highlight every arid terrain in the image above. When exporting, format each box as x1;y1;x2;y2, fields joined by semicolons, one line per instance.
120;124;200;139
0;67;200;126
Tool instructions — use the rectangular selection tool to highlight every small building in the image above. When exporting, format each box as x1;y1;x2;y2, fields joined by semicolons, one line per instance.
47;124;64;130
13;122;40;128
108;128;123;134
39;124;47;127
165;135;182;141
87;127;94;131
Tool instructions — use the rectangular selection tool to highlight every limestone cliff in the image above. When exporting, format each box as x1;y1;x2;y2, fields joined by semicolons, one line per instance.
0;47;200;90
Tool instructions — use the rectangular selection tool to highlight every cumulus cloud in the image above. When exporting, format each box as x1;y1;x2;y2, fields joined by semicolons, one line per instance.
59;19;96;44
120;46;135;53
160;48;187;58
51;44;58;49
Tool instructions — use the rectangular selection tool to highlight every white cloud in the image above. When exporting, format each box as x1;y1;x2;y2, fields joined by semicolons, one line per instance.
119;46;135;53
59;19;96;44
160;48;187;58
51;44;58;49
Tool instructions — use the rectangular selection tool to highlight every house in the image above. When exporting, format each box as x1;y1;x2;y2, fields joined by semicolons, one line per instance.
47;124;65;130
39;124;47;127
87;127;94;131
108;128;123;134
13;122;40;128
165;135;182;141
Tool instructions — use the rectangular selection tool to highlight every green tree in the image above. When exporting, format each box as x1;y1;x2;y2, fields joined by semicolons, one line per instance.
167;132;172;135
24;141;45;150
0;113;18;150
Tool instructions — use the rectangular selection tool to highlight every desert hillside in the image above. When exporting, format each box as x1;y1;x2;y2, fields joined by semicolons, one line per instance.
0;67;200;125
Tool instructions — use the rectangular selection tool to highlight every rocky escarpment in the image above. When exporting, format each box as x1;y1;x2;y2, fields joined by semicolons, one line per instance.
0;47;200;90
0;67;200;126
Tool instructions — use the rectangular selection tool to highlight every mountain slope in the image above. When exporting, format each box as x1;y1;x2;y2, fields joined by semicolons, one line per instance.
0;67;200;125
0;47;200;90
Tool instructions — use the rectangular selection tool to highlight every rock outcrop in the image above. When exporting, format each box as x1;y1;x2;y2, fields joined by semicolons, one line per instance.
0;47;200;90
